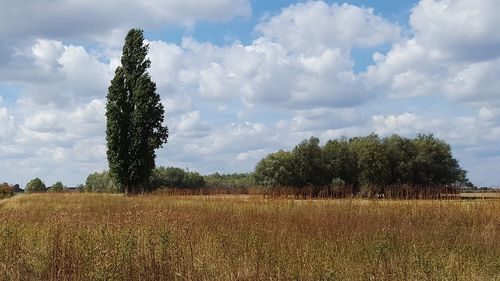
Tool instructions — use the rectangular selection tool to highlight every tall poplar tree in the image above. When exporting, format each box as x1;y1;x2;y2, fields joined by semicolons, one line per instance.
106;29;168;194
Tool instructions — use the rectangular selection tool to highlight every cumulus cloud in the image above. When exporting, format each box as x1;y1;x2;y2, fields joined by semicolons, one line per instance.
257;2;400;53
364;0;500;104
0;0;251;43
410;0;500;61
0;107;15;140
175;111;211;138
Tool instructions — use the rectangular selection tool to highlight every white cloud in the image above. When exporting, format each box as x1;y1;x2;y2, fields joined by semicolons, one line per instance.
257;2;399;53
0;107;15;139
372;113;443;136
410;0;500;61
32;39;64;71
364;0;500;103
175;111;211;138
0;0;251;43
287;107;362;132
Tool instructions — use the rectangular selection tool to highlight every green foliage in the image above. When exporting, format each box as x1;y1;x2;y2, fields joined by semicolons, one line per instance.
150;167;205;189
255;150;297;186
255;134;469;192
323;138;359;187
204;173;256;189
350;134;391;186
292;137;328;186
25;178;47;193
106;28;168;194
49;181;65;193
76;184;85;192
410;134;466;185
85;172;121;193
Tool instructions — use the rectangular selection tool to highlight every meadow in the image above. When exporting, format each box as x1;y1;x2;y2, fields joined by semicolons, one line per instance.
0;193;498;280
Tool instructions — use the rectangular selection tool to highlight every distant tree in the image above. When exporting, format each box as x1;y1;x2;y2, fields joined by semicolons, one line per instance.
323;137;359;187
25;178;47;193
151;167;185;189
410;134;467;185
150;167;205;189
255;133;469;193
383;134;416;184
255;150;297;186
0;183;14;198
106;28;169;194
350;134;391;186
183;171;205;189
204;173;256;189
291;137;328;186
49;181;65;193
76;184;85;192
85;172;121;193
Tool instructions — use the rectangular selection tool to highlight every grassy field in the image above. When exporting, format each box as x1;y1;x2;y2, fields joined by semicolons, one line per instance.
0;194;498;280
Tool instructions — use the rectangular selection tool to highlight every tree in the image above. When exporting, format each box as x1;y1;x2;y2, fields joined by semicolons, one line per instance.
0;183;14;198
49;181;65;193
255;150;297;186
106;28;169;194
350;134;391;186
25;178;47;193
84;171;121;193
383;135;416;184
291;137;327;186
150;167;206;189
410;134;467;185
323;137;359;187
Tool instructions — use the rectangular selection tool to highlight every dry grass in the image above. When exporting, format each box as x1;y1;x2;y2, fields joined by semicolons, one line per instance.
0;193;499;280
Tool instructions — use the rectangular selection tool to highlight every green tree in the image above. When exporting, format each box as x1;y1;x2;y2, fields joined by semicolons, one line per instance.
25;178;47;193
84;172;120;193
383;135;416;184
106;28;169;194
49;181;65;193
291;137;327;186
150;167;186;189
323;137;359;187
255;150;297;186
150;167;205;189
410;134;467;185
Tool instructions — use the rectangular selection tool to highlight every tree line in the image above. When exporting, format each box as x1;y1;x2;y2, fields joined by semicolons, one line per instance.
254;134;470;197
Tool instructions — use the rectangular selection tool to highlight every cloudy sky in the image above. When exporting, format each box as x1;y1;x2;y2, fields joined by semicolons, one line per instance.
1;0;499;187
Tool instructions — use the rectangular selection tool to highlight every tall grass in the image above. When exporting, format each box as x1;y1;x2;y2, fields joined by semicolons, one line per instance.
0;193;498;280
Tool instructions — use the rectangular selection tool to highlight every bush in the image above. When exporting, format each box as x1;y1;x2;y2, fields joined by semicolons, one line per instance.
204;173;256;189
49;181;66;193
85;172;121;193
0;183;14;198
150;167;205;190
25;178;47;193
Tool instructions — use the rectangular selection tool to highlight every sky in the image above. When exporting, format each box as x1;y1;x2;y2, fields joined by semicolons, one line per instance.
1;0;500;187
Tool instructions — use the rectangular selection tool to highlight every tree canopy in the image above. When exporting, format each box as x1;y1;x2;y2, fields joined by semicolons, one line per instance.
25;178;47;193
255;134;469;190
106;28;169;194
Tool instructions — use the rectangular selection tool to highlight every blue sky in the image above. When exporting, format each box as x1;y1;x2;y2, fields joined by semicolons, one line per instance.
1;0;500;187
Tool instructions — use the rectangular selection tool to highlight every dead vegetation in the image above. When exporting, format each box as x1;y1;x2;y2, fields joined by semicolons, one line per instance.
0;193;498;280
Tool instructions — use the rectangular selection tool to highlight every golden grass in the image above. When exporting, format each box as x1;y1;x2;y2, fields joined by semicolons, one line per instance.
0;193;498;280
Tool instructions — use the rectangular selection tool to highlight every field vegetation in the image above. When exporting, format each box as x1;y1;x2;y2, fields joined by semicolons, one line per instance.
0;193;498;280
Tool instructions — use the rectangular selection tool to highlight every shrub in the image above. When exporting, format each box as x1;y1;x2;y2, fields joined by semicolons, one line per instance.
150;167;205;190
0;183;14;198
25;178;47;193
85;172;121;193
49;181;65;193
